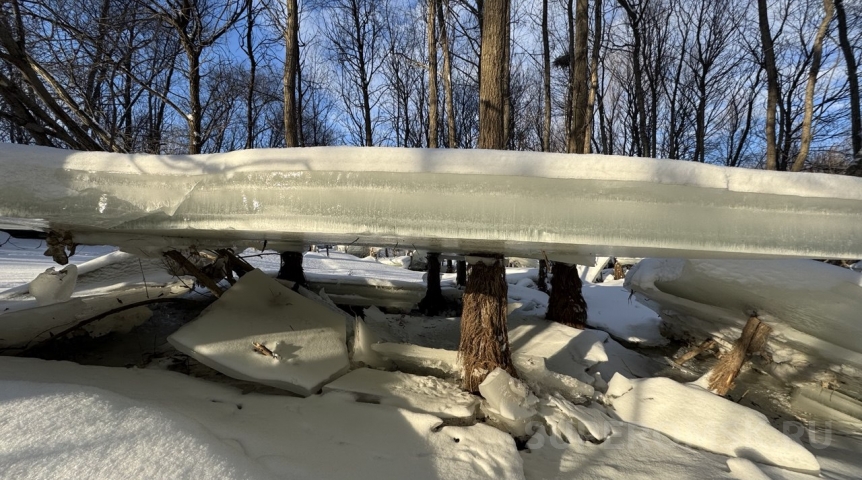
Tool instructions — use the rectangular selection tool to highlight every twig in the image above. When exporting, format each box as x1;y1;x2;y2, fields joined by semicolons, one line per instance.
252;342;279;359
138;258;149;299
674;339;717;366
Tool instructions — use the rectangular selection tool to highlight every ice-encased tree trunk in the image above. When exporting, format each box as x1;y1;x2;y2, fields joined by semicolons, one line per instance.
277;251;307;287
460;0;516;393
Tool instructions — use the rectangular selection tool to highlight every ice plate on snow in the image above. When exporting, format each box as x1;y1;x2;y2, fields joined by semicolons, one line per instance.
168;269;349;396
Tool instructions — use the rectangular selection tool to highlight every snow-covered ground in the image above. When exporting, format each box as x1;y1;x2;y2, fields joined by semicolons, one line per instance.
1;240;861;479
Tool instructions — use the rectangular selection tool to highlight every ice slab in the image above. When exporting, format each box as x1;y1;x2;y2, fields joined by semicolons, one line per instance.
583;280;667;346
3;144;862;260
512;354;595;403
607;375;821;474
168;269;349;396
539;394;613;442
322;368;478;419
625;258;862;384
508;317;608;381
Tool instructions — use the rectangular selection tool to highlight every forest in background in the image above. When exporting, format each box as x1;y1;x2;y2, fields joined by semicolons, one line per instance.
1;0;861;174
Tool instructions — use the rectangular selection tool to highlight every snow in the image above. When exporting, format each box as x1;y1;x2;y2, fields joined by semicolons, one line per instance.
583;279;666;346
626;258;862;386
28;264;77;306
479;368;540;423
1;380;271;480
168;269;350;396
371;342;461;378
512;354;595;402
540;394;614;442
606;375;821;474
322;367;479;420
3;143;862;260
0;357;525;480
351;315;394;368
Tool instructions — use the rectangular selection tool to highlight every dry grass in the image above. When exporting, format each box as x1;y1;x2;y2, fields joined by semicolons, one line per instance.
708;316;772;395
459;258;517;393
546;262;588;329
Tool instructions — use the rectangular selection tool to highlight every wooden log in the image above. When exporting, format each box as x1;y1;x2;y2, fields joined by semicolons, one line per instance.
708;316;772;395
674;339;717;366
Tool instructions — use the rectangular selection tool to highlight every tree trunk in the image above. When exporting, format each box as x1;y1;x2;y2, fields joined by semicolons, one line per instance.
708;316;771;395
836;0;862;175
758;0;779;170
438;0;456;148
460;257;517;392
477;0;509;150
568;0;589;154
427;0;439;148
277;251;307;287
284;0;300;147
245;2;257;150
541;0;551;152
456;259;467;287
537;259;548;292
793;0;834;172
419;252;446;315
584;0;602;153
546;262;588;328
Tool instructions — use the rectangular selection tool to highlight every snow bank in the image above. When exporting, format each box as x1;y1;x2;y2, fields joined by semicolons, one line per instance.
539;394;613;443
0;380;271;480
606;375;820;474
583;280;666;346
4;143;862;260
521;422;738;480
323;368;478;420
0;357;525;480
512;354;595;402
168;269;349;396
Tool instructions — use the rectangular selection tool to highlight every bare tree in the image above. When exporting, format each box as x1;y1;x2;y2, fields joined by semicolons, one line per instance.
835;0;861;175
427;0;439;148
758;0;780;170
793;0;834;171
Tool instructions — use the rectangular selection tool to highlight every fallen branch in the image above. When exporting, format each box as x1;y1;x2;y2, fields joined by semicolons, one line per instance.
165;250;225;297
16;297;204;356
252;342;279;359
674;339;717;366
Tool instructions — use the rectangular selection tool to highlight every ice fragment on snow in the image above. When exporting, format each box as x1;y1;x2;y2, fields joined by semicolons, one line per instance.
29;264;78;306
479;368;538;422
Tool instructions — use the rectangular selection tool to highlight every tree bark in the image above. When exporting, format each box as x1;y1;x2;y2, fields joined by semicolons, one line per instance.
792;0;834;172
460;257;517;392
477;0;509;149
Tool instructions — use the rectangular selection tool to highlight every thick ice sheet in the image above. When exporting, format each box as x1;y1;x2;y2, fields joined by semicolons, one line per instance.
2;144;862;260
168;269;349;396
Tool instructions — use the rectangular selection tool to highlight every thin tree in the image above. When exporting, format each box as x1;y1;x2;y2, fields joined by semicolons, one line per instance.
541;0;551;152
568;0;589;153
428;0;439;148
793;0;834;172
836;0;861;175
438;0;456;148
758;0;780;170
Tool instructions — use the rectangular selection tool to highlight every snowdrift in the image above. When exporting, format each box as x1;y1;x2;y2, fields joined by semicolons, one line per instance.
2;143;861;260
